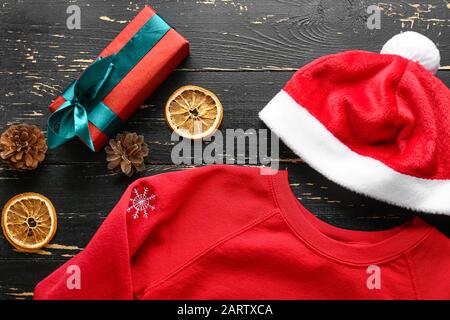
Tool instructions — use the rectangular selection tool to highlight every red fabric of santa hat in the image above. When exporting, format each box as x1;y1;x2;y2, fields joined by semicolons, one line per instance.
259;31;450;215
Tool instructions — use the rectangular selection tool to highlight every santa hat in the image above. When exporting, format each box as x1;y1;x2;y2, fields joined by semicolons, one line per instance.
259;31;450;215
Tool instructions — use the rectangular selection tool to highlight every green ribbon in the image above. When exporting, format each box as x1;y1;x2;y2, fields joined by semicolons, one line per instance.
47;14;171;151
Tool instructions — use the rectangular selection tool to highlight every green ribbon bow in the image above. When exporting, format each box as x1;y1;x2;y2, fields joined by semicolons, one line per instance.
47;56;115;151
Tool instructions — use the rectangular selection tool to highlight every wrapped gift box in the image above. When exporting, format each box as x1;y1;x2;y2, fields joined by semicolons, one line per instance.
47;6;189;151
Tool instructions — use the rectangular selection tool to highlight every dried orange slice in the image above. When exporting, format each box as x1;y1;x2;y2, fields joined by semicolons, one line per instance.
165;85;223;140
2;192;57;252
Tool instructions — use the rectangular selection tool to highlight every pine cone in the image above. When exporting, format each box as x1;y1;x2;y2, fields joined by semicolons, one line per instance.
105;132;149;176
0;123;48;170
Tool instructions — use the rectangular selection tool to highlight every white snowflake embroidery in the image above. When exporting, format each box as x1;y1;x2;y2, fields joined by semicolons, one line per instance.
127;186;156;220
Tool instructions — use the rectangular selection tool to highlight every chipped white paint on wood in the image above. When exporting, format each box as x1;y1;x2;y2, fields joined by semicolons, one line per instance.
99;16;128;24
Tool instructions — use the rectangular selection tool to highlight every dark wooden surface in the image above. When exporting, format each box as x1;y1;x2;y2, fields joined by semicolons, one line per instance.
0;0;449;299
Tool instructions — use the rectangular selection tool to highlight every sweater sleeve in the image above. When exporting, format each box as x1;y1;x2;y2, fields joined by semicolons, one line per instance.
33;180;140;299
34;166;276;300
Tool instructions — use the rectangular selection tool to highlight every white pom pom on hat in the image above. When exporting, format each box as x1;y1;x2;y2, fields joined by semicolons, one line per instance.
381;31;440;74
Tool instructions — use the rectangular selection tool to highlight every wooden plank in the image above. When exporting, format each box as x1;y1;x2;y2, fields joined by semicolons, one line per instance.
0;0;448;73
0;260;62;300
1;71;449;164
0;163;448;252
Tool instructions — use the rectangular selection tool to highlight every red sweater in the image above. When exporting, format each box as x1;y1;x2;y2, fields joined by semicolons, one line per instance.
34;165;450;299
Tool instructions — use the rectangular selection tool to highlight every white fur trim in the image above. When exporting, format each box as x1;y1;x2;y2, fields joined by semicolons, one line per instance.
259;90;450;215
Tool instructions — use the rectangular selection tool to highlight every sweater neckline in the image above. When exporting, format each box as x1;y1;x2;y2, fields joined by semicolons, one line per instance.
271;170;433;264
